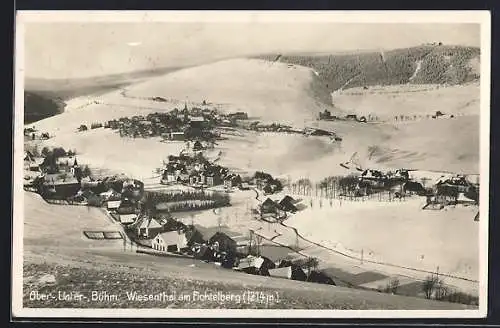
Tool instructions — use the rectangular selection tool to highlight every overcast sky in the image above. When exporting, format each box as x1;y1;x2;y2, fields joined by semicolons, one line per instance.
24;22;480;79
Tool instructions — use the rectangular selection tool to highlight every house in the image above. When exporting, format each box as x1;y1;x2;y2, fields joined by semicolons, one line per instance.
106;200;122;210
136;216;164;239
319;109;333;120
55;155;76;167
236;255;276;276
24;151;35;162
189;173;202;186
239;182;251;190
169;131;185;141
119;213;138;225
224;174;242;189
345;114;358;121
457;192;477;205
192;140;204;151
116;198;138;215
393;169;410;181
228;112;248;120
41;177;82;200
184;226;205;246
435;175;471;193
24;151;44;172
268;265;307;281
161;170;177;185
152;230;188;253
360;169;385;180
72;189;101;206
100;188;122;201
260;198;280;215
205;172;222;187
209;232;237;254
279;195;298;213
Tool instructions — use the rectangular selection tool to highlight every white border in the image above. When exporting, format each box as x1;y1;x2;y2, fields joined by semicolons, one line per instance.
12;10;491;319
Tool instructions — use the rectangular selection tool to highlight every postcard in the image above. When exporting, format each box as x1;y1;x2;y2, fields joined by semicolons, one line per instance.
12;10;491;319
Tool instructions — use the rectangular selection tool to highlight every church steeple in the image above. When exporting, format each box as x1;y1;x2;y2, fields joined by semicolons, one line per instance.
73;157;78;167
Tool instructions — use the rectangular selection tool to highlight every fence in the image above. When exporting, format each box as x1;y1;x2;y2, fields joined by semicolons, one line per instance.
43;198;89;206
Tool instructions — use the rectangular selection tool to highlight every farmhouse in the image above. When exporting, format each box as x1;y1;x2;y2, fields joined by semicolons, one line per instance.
152;230;188;253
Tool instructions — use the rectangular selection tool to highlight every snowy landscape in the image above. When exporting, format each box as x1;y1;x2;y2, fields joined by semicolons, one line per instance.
16;16;487;314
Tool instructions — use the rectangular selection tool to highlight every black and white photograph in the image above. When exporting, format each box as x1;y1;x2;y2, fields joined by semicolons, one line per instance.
12;11;490;318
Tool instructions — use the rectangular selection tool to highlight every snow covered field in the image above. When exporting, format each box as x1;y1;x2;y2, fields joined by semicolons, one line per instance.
23;57;482;297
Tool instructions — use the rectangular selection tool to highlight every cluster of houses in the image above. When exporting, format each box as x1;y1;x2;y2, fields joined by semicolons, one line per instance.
76;104;250;142
23;147;146;208
258;195;301;221
318;110;367;123
244;121;301;134
160;153;282;196
24;127;50;140
110;206;335;286
160;153;235;188
346;167;479;206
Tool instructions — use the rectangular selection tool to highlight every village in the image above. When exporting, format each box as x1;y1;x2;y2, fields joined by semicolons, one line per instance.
68;102;344;144
23;105;481;301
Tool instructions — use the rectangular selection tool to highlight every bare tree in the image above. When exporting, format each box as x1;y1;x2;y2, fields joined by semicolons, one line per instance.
385;277;400;294
422;274;440;299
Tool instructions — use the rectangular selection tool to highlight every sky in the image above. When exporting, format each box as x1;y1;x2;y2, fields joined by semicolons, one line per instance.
23;22;481;80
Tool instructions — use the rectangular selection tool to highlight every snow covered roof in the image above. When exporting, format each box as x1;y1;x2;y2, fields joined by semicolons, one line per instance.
190;116;205;122
120;213;137;224
139;217;163;229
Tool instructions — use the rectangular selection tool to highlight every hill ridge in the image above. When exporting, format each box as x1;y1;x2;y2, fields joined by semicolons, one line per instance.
254;44;480;92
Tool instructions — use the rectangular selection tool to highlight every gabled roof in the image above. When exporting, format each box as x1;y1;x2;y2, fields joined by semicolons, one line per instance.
279;195;296;205
209;231;236;243
120;213;137;224
156;230;187;247
261;198;279;212
139;216;163;229
24;151;35;162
